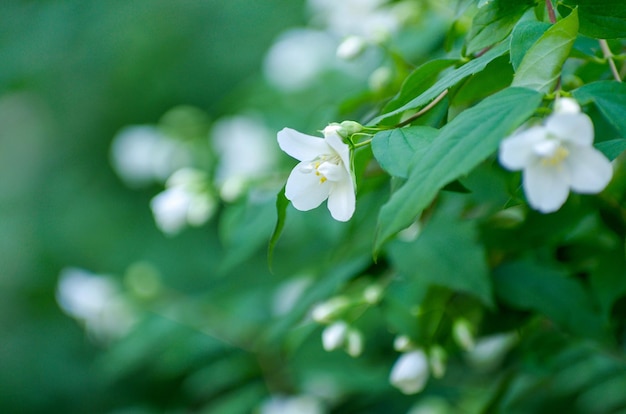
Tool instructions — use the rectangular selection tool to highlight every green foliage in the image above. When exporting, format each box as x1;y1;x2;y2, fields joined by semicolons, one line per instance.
560;0;626;38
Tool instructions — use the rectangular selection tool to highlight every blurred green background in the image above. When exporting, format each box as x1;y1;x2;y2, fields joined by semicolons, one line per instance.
0;1;306;412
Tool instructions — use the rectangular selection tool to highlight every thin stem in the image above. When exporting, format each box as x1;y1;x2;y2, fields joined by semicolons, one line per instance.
353;139;372;148
545;0;557;24
394;89;449;128
599;39;623;83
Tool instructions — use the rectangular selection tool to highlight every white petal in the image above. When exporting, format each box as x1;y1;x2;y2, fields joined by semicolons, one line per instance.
324;130;352;177
565;146;613;193
389;350;430;395
277;127;331;161
322;321;349;351
499;126;547;170
285;163;330;211
327;175;356;221
523;162;571;213
317;162;345;182
553;97;581;114
545;113;594;146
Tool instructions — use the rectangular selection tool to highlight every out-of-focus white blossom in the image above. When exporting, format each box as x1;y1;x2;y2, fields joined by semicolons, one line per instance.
346;329;364;357
428;346;447;379
452;318;475;351
393;335;413;352
368;66;393;92
211;115;277;201
363;285;383;304
56;267;135;342
390;349;430;394
308;0;400;42
554;97;581;114
150;168;215;235
336;35;367;60
499;108;613;213
260;394;326;414
263;29;336;91
110;125;190;187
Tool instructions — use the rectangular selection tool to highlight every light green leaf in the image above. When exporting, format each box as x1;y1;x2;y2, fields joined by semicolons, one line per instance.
595;139;626;161
572;81;626;138
466;0;535;55
374;87;542;254
371;126;438;178
388;205;493;306
512;9;579;93
371;41;509;125
561;0;626;38
494;260;606;340
510;20;551;71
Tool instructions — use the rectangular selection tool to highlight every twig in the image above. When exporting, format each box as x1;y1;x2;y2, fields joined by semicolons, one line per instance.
395;89;449;128
599;39;622;83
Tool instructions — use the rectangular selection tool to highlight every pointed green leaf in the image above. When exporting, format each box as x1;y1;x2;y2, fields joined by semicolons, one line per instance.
374;87;542;254
510;20;551;71
388;208;493;306
466;0;535;55
371;41;509;125
512;9;579;93
595;139;626;160
371;126;438;178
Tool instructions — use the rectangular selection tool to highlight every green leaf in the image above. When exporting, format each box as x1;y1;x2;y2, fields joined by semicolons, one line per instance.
512;9;579;93
595;139;626;160
388;204;493;306
494;260;606;340
466;0;535;55
267;185;288;271
561;0;626;38
382;59;458;114
374;87;542;254
371;41;509;125
371;126;438;178
510;20;551;71
573;81;626;138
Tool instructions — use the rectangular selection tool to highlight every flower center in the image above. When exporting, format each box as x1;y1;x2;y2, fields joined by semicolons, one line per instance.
534;138;569;167
299;154;343;184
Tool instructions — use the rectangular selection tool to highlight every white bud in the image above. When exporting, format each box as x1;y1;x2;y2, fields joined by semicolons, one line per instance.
311;297;350;323
428;346;447;379
466;332;518;371
452;319;475;351
393;335;413;352
363;285;383;304
368;66;393;92
340;120;364;135
346;329;364;357
336;36;366;60
554;97;581;114
390;350;430;394
322;321;349;351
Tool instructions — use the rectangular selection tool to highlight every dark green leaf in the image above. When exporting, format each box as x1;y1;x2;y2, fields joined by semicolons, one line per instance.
371;41;509;125
371;126;438;178
573;81;626;138
510;20;551;71
374;87;542;254
512;9;579;93
466;0;535;55
388;204;493;306
494;260;607;340
561;0;626;38
268;185;288;271
595;139;626;160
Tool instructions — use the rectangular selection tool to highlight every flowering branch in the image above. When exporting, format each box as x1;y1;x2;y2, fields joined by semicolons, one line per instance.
394;89;449;128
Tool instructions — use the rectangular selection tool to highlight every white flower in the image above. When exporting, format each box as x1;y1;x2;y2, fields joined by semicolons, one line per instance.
277;126;356;221
346;329;364;357
499;110;613;213
150;169;215;235
311;296;350;323
390;349;430;394
336;35;366;60
260;395;326;414
553;97;581;114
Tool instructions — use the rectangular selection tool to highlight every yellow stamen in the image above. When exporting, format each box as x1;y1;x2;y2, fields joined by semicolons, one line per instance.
541;146;569;166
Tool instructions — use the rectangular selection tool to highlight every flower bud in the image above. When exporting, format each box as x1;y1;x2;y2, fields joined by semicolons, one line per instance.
311;296;350;323
336;36;366;60
363;284;383;304
390;349;430;394
452;318;475;351
393;335;413;352
428;345;447;379
322;321;349;351
346;329;364;357
340;120;363;136
554;97;581;114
